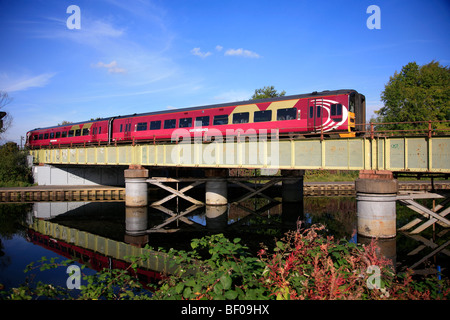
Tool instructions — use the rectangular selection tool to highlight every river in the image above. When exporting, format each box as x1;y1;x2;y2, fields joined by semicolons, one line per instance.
0;188;449;294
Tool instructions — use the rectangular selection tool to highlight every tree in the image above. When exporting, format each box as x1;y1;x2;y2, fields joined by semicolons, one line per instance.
0;91;13;138
373;61;450;132
251;86;286;100
0;142;32;186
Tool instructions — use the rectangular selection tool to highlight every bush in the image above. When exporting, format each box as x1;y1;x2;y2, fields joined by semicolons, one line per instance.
154;223;449;300
0;142;32;186
1;224;448;300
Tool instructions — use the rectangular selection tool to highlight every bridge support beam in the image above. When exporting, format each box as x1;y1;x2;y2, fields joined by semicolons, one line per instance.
281;170;304;226
356;170;398;238
205;169;228;206
124;165;149;207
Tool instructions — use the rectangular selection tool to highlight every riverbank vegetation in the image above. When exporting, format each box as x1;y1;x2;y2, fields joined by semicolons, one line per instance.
1;224;448;300
0;142;32;187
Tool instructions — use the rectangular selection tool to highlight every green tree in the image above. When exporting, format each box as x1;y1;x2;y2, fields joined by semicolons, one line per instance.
251;86;286;100
373;61;450;132
0;142;32;187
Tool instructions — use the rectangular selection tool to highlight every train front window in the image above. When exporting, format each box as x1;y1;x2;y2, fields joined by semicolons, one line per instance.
349;93;356;113
277;108;296;120
254;110;272;122
179;118;192;128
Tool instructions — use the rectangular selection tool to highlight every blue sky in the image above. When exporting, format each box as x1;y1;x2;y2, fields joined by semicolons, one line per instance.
0;0;449;145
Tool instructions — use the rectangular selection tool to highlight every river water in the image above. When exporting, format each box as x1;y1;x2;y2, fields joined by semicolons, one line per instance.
0;188;449;294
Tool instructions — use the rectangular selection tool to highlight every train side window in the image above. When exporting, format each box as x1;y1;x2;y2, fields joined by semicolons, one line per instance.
99;127;102;134
164;119;176;129
68;130;74;137
93;128;97;135
317;107;321;118
232;112;249;124
33;135;38;141
39;134;43;140
331;104;342;116
277;108;296;120
213;115;228;125
179;118;192;128
254;110;272;122
195;116;209;127
75;129;81;136
62;131;67;138
56;132;61;138
150;120;161;130
44;133;49;139
136;122;148;131
309;106;314;118
50;132;55;139
82;128;89;136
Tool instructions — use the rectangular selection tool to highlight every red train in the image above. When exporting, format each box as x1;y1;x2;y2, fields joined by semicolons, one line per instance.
26;89;366;148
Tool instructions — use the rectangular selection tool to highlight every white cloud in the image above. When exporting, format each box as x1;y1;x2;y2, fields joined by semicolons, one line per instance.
93;60;127;74
224;48;260;58
215;45;223;52
0;73;56;92
191;47;212;58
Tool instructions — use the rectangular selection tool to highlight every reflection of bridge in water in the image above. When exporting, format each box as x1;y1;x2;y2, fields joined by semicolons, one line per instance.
25;190;450;278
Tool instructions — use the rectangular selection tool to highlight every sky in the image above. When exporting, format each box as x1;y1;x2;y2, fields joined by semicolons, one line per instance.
0;0;449;145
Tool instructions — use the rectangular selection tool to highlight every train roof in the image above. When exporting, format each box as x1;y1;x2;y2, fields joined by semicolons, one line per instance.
28;89;360;132
114;89;359;120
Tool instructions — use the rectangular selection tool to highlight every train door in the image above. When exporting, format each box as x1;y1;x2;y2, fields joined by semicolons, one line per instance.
124;119;132;140
307;99;323;132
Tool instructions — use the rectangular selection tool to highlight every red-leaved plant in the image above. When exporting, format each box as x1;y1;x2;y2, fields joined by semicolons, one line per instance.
257;223;449;300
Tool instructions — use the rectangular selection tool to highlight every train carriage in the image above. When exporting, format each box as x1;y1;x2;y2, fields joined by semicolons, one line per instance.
26;89;365;148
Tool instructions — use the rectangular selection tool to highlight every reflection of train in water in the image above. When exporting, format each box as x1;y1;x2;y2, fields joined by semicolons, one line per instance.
27;229;162;289
26;89;366;148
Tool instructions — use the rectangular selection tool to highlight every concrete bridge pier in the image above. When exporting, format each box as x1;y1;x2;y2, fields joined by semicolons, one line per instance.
205;169;228;206
281;170;304;202
356;170;398;238
124;165;149;207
